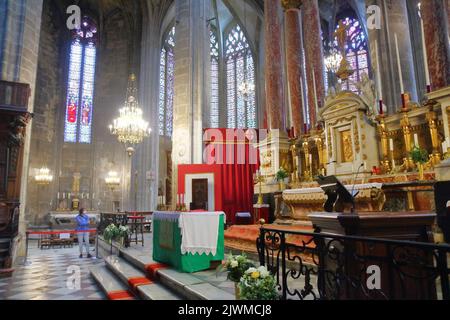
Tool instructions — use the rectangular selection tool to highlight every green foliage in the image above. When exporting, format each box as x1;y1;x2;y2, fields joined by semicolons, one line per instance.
239;266;279;300
217;253;255;283
276;167;288;181
410;146;428;164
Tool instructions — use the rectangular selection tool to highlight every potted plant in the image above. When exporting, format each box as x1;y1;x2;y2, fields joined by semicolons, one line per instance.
239;266;279;300
217;253;254;299
276;167;289;190
410;146;428;180
117;225;131;248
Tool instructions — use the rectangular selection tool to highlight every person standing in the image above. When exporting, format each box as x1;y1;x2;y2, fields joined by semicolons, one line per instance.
76;208;92;258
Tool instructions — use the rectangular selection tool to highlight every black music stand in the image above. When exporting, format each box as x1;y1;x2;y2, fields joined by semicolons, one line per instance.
316;175;356;213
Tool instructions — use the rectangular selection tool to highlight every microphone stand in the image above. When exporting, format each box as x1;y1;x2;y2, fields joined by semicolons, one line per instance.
350;163;364;214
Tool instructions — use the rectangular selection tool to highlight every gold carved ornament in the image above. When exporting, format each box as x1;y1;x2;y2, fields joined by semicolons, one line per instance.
281;0;302;10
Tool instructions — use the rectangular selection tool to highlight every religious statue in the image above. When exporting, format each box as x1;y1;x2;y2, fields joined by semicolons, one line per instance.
334;20;354;81
67;97;77;123
81;99;91;125
356;72;377;118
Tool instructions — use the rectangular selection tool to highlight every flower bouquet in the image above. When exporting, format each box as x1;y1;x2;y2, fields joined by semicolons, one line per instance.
217;253;254;299
239;266;278;300
103;224;119;243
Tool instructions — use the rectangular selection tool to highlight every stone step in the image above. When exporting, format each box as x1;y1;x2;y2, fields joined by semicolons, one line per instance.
90;265;135;300
118;247;235;300
104;255;181;300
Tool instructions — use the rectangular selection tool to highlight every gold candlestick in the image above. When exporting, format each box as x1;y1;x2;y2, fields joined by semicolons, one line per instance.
254;173;265;205
302;140;312;182
377;115;391;174
315;137;326;176
425;99;441;166
289;139;299;184
400;108;415;171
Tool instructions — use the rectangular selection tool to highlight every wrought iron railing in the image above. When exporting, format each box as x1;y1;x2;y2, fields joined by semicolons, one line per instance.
257;227;450;300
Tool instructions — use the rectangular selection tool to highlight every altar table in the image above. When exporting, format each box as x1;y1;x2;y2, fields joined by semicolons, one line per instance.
152;211;225;273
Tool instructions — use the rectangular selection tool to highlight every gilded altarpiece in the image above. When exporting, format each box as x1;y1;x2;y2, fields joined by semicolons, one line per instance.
321;92;379;178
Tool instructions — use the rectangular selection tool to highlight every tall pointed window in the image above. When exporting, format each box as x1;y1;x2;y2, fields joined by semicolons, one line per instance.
225;24;256;129
159;26;175;137
334;16;369;92
64;17;97;144
210;27;220;128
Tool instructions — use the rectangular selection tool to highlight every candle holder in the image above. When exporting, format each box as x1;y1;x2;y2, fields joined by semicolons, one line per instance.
302;140;313;182
254;173;265;205
289;138;299;184
315;136;326;176
377;115;391;174
425;99;441;166
399;108;416;172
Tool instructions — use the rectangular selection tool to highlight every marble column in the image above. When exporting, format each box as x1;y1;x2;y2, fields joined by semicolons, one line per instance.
302;0;325;129
0;0;43;261
283;0;305;136
421;0;450;90
264;0;285;130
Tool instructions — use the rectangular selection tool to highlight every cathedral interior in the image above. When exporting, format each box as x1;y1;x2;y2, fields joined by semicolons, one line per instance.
0;0;450;302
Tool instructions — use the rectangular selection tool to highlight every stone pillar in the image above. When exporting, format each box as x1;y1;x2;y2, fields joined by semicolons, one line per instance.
283;0;305;136
264;0;285;130
171;0;210;203
421;0;450;90
132;3;166;212
0;0;43;261
302;0;325;129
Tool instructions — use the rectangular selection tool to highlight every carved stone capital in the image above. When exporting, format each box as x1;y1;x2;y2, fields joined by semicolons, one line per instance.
281;0;302;11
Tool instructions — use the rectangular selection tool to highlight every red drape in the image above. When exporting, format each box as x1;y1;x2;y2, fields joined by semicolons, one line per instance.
204;129;260;224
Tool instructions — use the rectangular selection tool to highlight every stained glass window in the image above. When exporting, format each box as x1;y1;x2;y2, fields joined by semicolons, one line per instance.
334;17;369;93
64;17;97;144
225;24;256;129
210;28;219;128
159;26;175;137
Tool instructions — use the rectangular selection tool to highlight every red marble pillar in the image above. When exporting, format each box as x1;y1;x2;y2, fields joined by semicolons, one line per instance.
421;0;450;90
264;0;285;130
302;0;325;129
283;2;305;136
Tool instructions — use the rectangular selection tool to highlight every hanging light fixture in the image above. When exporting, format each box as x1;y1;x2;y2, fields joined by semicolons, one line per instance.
105;170;121;190
324;43;342;74
34;167;53;185
237;2;255;101
109;74;151;156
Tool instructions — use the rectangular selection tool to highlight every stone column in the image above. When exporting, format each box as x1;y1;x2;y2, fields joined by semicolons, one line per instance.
132;2;172;212
171;0;210;202
283;0;305;136
302;0;325;129
264;0;285;130
421;0;450;90
0;0;43;260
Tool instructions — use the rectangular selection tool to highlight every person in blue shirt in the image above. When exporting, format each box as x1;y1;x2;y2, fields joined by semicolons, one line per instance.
76;208;92;258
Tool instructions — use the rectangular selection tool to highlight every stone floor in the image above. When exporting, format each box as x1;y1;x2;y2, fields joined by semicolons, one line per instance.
0;242;106;300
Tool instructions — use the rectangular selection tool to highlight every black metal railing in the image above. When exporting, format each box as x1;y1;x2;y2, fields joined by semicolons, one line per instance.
257;227;450;300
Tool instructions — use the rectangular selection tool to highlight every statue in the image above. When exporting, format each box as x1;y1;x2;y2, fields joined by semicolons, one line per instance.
356;72;377;118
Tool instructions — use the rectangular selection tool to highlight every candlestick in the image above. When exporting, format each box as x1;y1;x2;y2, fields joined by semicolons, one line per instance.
63;193;65;200
414;133;419;147
419;16;431;92
374;40;383;101
389;138;394;152
87;193;89;200
312;66;319;119
394;33;405;94
57;192;60;200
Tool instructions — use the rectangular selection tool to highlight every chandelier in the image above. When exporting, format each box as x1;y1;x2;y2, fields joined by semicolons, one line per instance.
324;46;343;74
238;81;255;101
34;167;53;185
109;74;151;148
105;171;121;190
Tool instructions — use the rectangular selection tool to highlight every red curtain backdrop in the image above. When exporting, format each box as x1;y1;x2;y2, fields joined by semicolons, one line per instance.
203;128;260;224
